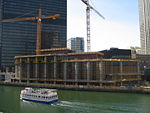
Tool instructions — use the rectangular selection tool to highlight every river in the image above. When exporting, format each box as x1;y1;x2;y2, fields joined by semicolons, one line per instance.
0;85;150;113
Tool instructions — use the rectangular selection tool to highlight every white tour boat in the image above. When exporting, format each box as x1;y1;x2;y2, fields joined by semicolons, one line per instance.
20;87;59;104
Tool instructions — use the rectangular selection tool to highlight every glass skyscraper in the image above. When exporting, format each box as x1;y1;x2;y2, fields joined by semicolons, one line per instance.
67;37;84;53
0;0;67;69
139;0;150;54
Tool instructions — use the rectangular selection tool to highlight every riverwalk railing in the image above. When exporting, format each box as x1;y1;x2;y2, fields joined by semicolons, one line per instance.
0;81;150;94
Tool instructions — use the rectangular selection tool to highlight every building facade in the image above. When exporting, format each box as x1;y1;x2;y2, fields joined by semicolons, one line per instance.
139;0;150;54
0;0;67;70
136;54;150;82
100;48;132;59
14;48;141;86
67;37;84;53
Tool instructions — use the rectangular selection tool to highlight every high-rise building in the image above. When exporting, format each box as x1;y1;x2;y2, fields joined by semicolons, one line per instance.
0;0;67;69
139;0;150;54
67;37;84;52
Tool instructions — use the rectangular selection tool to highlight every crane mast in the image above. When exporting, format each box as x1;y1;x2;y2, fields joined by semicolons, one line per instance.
81;0;105;52
86;0;91;52
36;8;42;55
0;9;60;55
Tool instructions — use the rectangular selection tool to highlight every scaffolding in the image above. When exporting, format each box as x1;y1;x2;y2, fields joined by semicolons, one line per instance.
14;53;141;86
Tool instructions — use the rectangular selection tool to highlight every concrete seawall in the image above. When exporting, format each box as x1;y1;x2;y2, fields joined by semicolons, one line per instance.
0;81;150;94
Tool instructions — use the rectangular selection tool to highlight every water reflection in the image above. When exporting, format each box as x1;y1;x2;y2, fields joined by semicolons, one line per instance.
0;86;150;113
20;99;143;113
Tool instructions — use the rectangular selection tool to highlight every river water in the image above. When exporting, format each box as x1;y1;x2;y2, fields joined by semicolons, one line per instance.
0;85;150;113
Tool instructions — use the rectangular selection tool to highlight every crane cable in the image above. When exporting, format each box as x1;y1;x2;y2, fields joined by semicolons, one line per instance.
14;10;37;18
89;0;97;10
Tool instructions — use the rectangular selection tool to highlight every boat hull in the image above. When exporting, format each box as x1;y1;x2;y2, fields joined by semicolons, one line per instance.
21;97;59;104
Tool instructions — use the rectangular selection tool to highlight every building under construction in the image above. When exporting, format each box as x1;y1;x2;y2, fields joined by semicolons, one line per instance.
14;48;141;86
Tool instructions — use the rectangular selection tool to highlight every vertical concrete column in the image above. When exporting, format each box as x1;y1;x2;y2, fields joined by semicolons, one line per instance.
75;62;78;85
19;58;22;83
110;62;113;73
137;62;140;82
120;62;123;73
44;56;47;80
54;56;57;84
87;62;90;81
137;62;140;73
120;61;123;86
99;62;103;81
27;58;30;83
35;57;38;81
63;62;67;85
15;63;18;78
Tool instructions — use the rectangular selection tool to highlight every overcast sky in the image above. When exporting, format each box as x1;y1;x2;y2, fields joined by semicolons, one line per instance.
67;0;140;51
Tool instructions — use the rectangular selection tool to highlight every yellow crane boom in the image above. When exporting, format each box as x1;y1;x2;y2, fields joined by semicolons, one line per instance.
0;8;60;55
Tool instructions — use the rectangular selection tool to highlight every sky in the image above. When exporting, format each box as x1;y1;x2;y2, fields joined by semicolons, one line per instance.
67;0;140;51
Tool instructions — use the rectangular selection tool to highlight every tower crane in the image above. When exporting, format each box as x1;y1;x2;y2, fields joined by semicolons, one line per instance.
0;8;60;55
81;0;105;52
